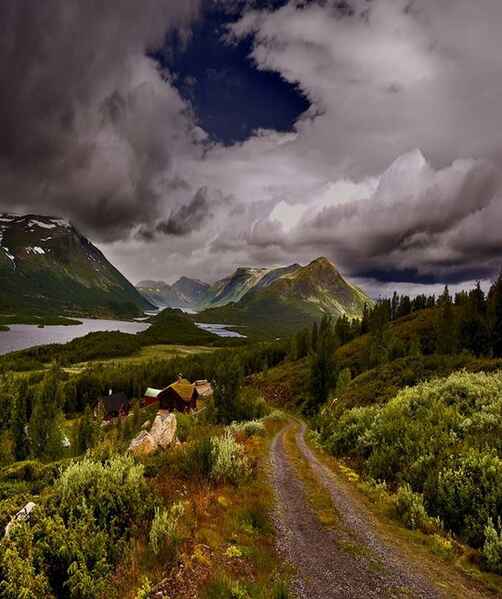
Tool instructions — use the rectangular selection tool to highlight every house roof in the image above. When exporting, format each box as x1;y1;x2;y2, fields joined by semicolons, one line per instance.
100;392;129;415
168;379;195;403
144;387;162;398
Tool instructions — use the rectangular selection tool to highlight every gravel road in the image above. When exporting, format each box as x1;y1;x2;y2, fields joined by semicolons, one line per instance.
270;422;445;599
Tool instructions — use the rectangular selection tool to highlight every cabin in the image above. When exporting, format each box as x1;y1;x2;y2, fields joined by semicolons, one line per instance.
144;387;162;406
193;379;213;399
158;378;197;413
97;391;130;420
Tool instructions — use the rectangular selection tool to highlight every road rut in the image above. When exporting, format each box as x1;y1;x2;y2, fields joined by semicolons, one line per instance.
270;422;445;599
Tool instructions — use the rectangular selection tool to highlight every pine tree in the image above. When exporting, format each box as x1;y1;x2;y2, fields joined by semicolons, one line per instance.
435;287;458;355
30;367;64;459
213;356;243;424
335;368;351;396
12;379;30;460
77;405;100;455
309;330;335;412
490;273;502;356
311;321;319;353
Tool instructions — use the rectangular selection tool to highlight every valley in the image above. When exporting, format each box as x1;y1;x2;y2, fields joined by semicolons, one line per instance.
0;217;501;598
0;268;501;597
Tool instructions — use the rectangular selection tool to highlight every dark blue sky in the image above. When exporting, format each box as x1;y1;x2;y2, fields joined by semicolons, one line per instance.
155;0;310;145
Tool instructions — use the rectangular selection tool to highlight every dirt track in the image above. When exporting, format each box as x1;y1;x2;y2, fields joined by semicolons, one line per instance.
270;422;447;599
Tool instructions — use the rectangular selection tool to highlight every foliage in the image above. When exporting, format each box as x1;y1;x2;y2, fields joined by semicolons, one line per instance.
214;357;244;424
394;484;440;533
320;370;502;572
211;432;251;485
0;454;154;597
229;420;266;438
149;501;185;556
481;518;502;575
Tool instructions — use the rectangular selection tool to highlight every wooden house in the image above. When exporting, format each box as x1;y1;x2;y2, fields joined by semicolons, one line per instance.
158;378;197;413
143;387;162;406
98;391;130;420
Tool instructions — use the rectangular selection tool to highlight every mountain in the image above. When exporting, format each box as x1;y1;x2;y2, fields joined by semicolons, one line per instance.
139;264;304;310
204;264;302;308
137;277;209;309
0;214;153;318
195;257;372;338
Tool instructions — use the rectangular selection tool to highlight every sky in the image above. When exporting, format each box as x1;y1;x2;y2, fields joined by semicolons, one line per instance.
1;0;502;296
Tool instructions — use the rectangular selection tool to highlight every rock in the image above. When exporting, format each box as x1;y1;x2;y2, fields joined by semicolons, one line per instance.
141;419;151;430
128;430;158;456
128;412;177;456
150;411;177;450
4;501;36;538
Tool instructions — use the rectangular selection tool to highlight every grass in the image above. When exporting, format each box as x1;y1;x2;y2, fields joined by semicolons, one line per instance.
109;415;292;598
66;344;217;371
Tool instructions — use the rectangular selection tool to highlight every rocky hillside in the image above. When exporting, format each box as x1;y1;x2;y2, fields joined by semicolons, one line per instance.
0;214;153;318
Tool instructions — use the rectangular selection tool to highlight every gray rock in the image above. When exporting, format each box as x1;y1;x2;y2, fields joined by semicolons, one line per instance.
4;501;36;538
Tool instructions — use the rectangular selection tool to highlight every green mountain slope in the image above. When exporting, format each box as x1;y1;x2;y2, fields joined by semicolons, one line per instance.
196;257;372;338
0;214;153;318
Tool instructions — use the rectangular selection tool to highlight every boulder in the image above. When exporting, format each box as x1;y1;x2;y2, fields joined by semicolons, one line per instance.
150;412;177;450
4;501;36;538
128;412;177;456
128;430;158;456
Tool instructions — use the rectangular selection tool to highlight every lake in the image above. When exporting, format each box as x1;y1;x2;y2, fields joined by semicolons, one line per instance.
0;318;150;355
195;323;247;338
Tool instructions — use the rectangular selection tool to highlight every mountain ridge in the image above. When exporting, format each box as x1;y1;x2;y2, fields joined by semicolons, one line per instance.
0;213;153;318
194;257;372;338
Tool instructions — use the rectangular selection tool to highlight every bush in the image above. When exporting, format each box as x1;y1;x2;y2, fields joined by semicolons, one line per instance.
0;454;155;598
51;454;151;534
481;518;502;574
211;433;251;485
181;433;251;485
229;420;266;438
394;484;440;533
181;436;215;480
149;501;185;556
323;371;502;552
176;412;195;443
235;388;269;422
325;406;377;457
433;449;502;547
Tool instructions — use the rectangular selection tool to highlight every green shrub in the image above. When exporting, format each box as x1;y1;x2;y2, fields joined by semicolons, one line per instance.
149;501;185;556
394;484;440;533
176;412;195;442
325;406;377;457
51;454;151;534
211;433;251;485
181;436;215;480
0;454;155;598
235;388;269;422
433;449;502;547
229;420;266;438
0;523;52;598
481;518;502;574
323;371;502;551
181;433;251;485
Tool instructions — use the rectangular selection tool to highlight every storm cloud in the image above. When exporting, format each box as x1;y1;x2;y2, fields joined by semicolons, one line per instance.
0;1;200;241
3;0;502;291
